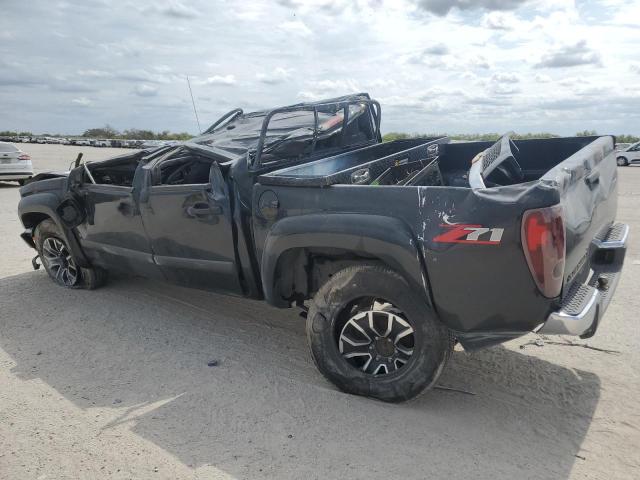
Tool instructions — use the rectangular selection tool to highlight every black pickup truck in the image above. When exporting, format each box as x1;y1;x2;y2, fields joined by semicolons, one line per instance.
18;94;628;402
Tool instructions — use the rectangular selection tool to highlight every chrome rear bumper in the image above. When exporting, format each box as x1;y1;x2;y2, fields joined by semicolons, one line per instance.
539;223;628;337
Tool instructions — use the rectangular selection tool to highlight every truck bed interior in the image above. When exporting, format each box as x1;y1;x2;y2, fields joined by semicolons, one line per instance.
259;135;604;189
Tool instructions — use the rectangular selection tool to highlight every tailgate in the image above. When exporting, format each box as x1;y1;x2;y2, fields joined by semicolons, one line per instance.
539;135;628;337
543;136;619;291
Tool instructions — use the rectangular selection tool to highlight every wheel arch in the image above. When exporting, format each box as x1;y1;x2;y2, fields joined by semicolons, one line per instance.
19;193;91;267
260;214;433;308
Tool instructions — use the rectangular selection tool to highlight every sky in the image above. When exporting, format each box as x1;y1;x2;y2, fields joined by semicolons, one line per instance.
1;0;638;136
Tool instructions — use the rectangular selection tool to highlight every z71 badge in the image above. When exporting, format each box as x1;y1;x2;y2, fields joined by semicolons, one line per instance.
433;224;504;245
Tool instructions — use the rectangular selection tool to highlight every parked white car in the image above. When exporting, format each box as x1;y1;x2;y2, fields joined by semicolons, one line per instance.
0;142;34;185
616;141;640;166
94;139;111;147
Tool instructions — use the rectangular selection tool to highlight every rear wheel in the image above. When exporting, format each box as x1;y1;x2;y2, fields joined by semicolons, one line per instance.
617;156;629;166
306;264;451;402
34;219;107;289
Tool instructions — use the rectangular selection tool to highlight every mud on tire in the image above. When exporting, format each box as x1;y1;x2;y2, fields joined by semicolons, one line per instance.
34;219;107;290
306;264;451;402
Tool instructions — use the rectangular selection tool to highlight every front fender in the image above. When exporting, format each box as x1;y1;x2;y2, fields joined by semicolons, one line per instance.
18;192;91;267
261;213;433;307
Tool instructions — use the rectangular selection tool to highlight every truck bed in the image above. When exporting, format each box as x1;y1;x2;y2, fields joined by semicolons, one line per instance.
253;135;621;348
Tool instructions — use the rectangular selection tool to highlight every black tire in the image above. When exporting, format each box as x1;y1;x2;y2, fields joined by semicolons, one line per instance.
617;156;629;167
34;219;107;290
306;264;451;402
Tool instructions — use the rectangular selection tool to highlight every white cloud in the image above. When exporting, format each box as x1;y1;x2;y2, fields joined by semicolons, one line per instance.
534;74;552;83
256;67;292;85
491;83;520;95
535;40;602;69
203;75;237;86
77;69;111;78
492;72;520;83
153;1;198;19
132;84;158;97
416;0;530;16
278;20;313;37
482;11;517;30
471;55;491;69
71;97;92;107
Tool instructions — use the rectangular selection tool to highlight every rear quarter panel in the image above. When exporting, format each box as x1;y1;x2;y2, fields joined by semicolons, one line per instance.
252;181;559;334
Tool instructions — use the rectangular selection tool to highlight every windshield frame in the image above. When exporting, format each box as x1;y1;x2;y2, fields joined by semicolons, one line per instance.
251;97;381;169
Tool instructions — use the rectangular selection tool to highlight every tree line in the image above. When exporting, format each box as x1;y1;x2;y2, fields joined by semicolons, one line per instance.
81;125;192;140
0;126;193;140
382;131;640;143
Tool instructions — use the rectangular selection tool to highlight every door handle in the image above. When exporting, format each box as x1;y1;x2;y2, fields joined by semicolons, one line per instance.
117;201;134;216
585;170;600;189
186;203;222;217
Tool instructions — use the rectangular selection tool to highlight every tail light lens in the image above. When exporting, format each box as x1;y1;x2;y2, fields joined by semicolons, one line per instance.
521;205;565;298
18;153;30;161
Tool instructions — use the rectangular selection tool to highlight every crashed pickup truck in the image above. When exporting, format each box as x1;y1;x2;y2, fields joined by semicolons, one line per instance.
18;94;628;402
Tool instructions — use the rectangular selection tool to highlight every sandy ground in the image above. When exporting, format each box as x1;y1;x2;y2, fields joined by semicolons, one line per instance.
0;144;639;480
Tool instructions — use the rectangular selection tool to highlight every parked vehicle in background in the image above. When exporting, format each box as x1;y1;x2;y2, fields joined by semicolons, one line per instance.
615;143;631;151
139;140;164;149
94;139;111;147
616;141;640;166
16;94;627;402
75;139;92;146
36;137;47;144
0;142;33;185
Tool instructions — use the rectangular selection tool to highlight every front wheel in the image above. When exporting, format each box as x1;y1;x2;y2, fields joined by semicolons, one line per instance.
617;156;629;166
306;264;451;402
34;219;107;289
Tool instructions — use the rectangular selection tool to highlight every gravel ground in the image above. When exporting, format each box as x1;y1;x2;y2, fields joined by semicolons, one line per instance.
1;144;639;480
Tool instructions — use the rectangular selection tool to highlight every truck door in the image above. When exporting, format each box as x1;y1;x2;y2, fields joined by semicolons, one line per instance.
75;163;162;280
139;154;242;294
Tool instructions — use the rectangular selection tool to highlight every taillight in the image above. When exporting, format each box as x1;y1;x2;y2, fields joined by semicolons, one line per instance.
18;153;30;161
521;205;565;298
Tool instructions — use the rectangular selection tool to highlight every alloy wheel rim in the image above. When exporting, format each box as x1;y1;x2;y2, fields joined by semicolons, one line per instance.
338;305;415;376
42;237;79;286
